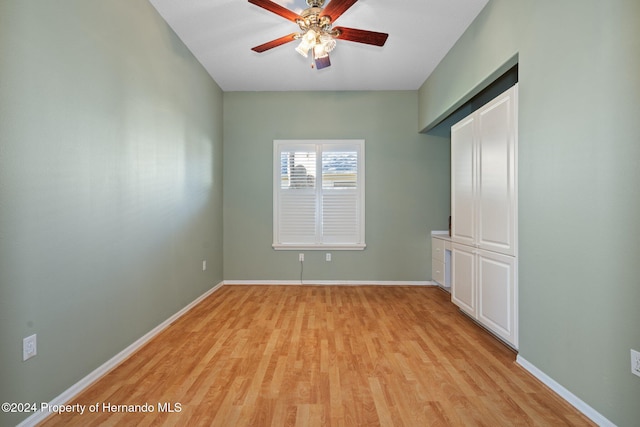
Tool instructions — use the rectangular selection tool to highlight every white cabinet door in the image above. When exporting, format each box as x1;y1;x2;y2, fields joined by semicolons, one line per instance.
449;84;518;349
451;85;517;256
451;115;476;247
432;237;445;286
432;237;445;263
477;87;517;256
451;243;476;317
477;250;517;347
432;259;445;286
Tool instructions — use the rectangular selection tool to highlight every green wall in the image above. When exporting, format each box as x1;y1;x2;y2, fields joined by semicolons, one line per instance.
0;1;224;425
419;0;640;425
223;91;450;282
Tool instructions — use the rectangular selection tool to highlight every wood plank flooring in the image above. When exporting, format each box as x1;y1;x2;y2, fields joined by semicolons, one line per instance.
40;285;594;426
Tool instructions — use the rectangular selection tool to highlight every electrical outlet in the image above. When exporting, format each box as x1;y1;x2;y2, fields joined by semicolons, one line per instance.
325;253;331;262
631;349;640;378
23;334;37;361
202;260;207;271
299;253;304;262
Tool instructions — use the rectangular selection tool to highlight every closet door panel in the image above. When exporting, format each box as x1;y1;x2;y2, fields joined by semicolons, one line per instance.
449;84;518;349
477;88;517;256
451;243;476;317
451;116;476;247
477;250;517;347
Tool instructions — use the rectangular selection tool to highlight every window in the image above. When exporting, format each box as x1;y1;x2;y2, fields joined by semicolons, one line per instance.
273;140;365;250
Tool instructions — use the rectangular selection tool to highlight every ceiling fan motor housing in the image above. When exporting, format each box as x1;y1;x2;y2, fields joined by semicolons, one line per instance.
297;8;332;31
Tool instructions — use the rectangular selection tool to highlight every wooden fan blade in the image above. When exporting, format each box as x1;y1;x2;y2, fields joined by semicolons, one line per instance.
251;33;298;53
334;27;388;46
248;0;301;22
320;0;358;22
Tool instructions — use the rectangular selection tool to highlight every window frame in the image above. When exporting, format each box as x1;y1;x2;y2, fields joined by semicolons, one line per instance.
273;139;366;251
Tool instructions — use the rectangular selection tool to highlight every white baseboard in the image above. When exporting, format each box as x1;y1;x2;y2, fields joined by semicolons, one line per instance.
17;282;224;427
515;355;615;427
223;280;436;286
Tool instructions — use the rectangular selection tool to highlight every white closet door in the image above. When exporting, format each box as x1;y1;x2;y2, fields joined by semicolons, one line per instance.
451;243;476;317
477;250;517;347
477;86;517;256
451;115;476;247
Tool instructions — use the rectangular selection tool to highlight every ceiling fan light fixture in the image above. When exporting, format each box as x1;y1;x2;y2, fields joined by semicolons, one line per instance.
313;43;328;59
303;29;317;43
319;34;336;52
296;40;311;57
296;29;318;57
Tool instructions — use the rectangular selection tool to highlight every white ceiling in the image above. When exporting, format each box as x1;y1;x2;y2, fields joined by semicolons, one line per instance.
148;0;489;92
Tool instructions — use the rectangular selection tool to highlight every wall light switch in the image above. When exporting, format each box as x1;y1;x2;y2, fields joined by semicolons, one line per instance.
631;349;640;378
23;334;37;361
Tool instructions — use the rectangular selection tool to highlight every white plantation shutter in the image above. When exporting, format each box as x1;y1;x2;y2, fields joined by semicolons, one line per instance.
322;191;358;243
273;140;365;250
279;190;316;243
278;148;317;244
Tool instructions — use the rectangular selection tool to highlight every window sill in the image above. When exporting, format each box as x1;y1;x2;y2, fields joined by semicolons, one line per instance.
273;244;366;251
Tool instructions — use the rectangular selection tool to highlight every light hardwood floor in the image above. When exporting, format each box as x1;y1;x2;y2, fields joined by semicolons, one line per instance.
40;285;594;426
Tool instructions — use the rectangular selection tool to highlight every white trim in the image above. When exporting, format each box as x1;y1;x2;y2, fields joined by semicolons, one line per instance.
273;244;366;251
223;280;436;286
515;355;616;427
17;282;224;427
273;139;366;249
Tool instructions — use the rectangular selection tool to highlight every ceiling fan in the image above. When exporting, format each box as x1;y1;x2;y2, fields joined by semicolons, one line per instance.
248;0;389;70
